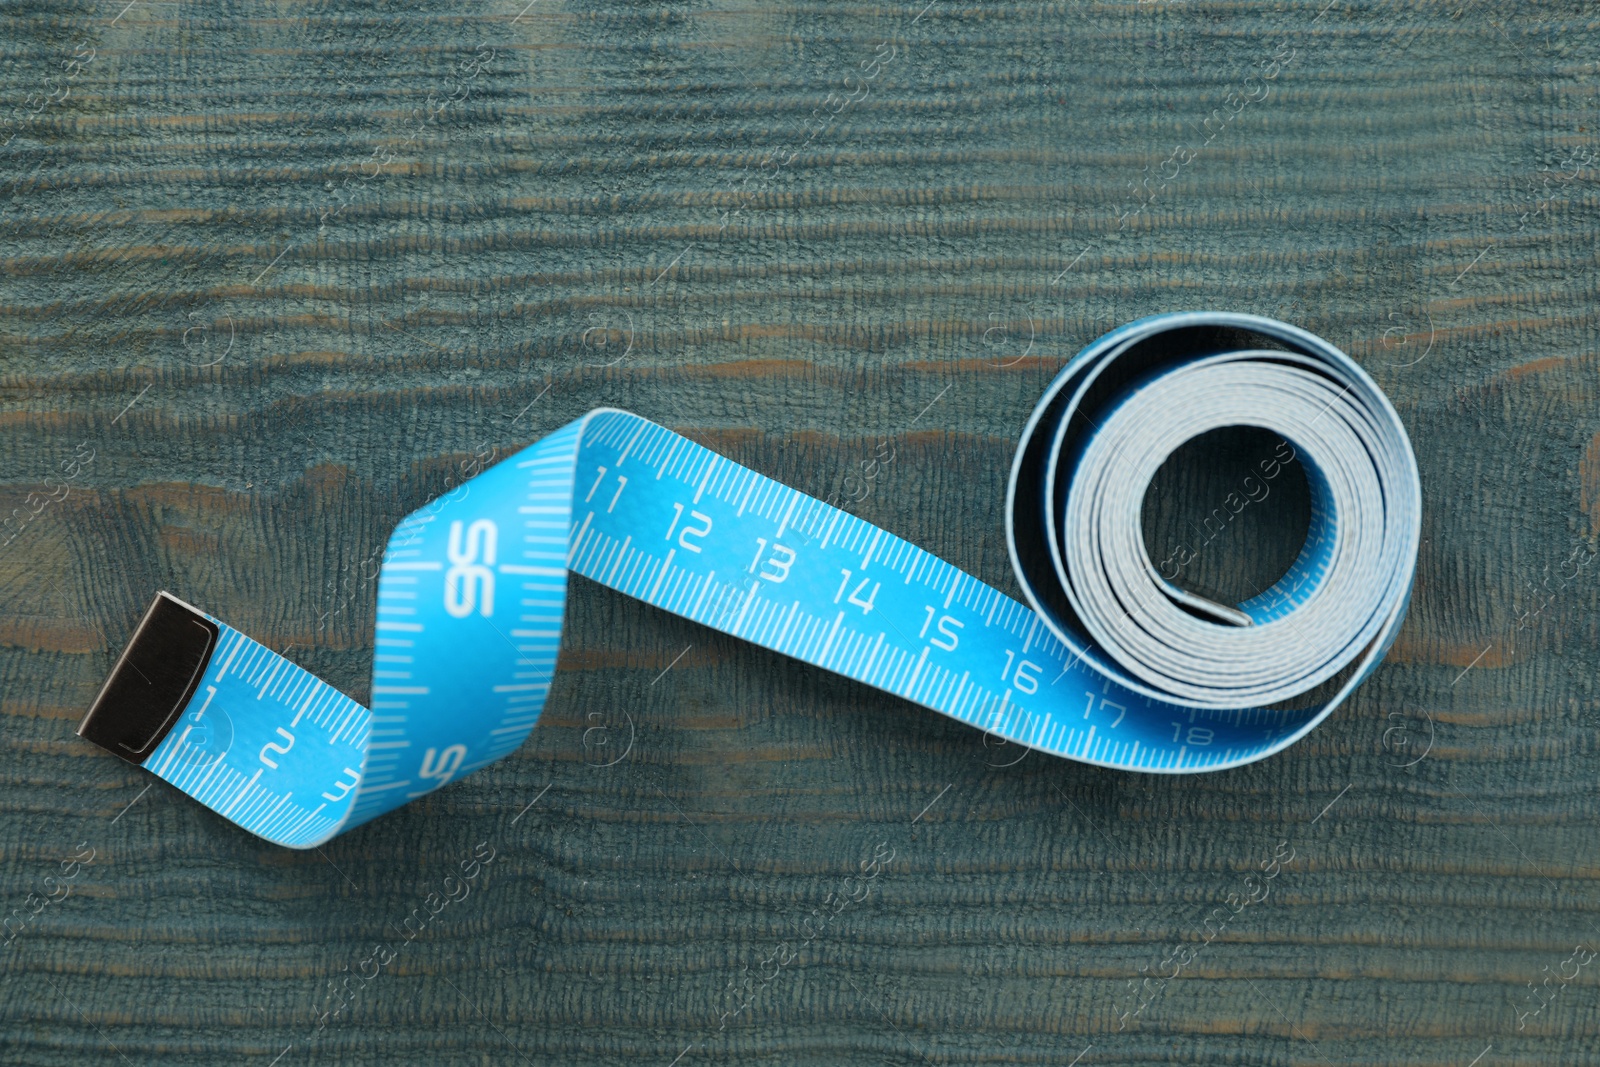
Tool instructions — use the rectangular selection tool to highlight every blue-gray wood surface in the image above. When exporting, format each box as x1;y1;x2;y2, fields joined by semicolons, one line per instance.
3;0;1599;1063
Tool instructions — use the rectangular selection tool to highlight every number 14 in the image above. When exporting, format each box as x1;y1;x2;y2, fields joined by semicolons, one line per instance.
833;569;879;613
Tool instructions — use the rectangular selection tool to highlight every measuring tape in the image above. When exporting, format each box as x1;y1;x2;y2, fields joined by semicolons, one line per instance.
77;312;1420;848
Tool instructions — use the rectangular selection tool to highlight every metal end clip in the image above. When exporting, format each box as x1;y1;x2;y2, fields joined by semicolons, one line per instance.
76;591;218;766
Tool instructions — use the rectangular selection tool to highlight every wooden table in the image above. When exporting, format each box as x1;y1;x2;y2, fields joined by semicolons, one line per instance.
3;1;1597;1063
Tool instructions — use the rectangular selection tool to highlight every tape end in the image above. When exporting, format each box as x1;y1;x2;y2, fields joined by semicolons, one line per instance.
1158;582;1254;628
77;591;219;765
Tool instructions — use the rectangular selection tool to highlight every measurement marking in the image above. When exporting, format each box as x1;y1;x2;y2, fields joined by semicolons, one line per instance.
648;548;676;600
327;701;366;745
912;784;952;824
950;671;970;712
606;535;633;583
500;564;564;576
777;601;802;648
359;779;413;794
910;382;953;425
250;242;296;285
617;424;646;465
111;384;152;425
567;512;594;563
1450;643;1493;686
819;611;845;662
109;783;152;825
222;768;265;820
819;510;842;550
862;631;886;675
511;782;554;825
386;561;443;571
1311;782;1352;825
691;570;716;616
655;438;685;480
650;644;693;686
862;529;881;568
907;645;930;695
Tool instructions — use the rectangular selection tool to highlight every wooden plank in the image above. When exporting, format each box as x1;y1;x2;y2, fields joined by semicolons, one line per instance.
3;0;1599;1063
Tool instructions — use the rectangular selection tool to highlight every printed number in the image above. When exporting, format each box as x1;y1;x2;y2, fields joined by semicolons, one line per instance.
1082;684;1127;726
1001;650;1041;695
419;744;468;785
584;467;608;503
320;766;362;802
584;468;629;512
1170;723;1215;746
259;727;295;769
445;519;497;617
747;538;796;583
833;569;879;614
918;607;963;651
665;503;712;552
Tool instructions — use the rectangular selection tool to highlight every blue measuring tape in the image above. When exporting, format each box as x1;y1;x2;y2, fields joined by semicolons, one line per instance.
78;312;1420;848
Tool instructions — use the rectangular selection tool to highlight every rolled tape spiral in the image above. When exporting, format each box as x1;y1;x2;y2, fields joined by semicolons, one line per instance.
78;312;1420;847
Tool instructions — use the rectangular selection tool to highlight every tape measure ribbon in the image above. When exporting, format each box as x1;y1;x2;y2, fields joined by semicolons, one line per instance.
76;313;1420;848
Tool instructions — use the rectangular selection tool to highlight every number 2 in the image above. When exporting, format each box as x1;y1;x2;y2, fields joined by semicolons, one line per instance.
260;727;295;769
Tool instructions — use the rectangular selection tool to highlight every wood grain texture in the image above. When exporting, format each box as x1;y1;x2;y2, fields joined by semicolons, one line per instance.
3;0;1600;1063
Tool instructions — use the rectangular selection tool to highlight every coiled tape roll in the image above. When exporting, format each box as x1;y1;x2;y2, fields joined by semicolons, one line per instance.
78;312;1420;847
